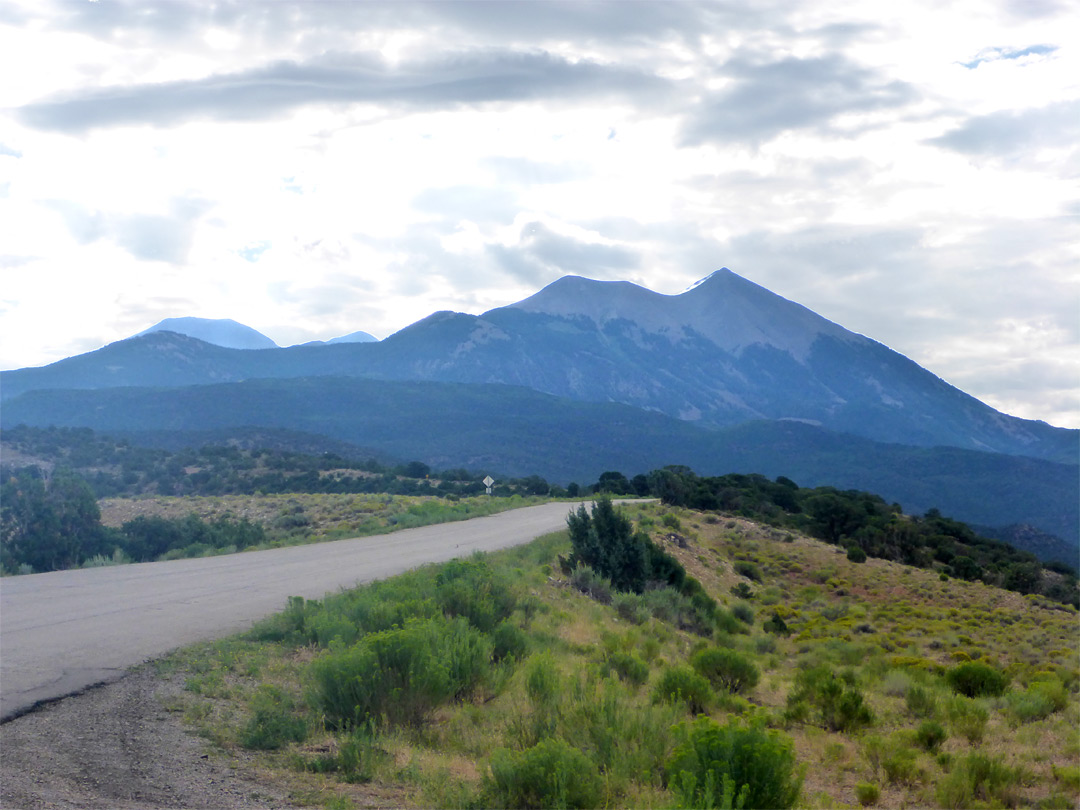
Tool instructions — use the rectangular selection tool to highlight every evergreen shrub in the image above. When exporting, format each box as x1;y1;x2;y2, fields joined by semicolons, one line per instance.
946;661;1009;697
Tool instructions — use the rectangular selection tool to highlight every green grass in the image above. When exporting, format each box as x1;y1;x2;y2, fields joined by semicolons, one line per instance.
160;504;1080;809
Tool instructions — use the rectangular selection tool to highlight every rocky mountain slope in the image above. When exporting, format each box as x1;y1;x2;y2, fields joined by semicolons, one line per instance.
3;270;1073;464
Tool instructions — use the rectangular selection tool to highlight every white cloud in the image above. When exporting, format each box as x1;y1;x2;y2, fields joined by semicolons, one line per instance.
0;0;1076;428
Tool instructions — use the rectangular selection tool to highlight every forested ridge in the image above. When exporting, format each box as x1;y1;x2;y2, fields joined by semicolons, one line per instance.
2;426;1075;607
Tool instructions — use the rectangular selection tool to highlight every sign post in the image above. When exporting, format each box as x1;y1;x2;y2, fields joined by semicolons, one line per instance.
483;475;494;495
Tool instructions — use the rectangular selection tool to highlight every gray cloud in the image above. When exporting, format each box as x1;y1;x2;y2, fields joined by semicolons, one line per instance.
44;0;719;49
113;214;192;263
489;221;639;285
18;49;671;133
999;0;1068;20
708;221;1078;417
44;200;105;244
115;296;202;334
682;53;915;146
929;99;1080;159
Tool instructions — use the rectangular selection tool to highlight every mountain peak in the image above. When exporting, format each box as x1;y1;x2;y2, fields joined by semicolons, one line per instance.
134;318;277;350
683;267;733;292
501;269;860;359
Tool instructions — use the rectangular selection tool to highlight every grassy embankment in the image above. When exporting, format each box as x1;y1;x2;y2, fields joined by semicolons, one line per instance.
160;501;1080;809
95;492;550;559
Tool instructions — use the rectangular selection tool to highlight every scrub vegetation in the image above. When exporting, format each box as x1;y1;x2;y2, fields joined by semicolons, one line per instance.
161;498;1079;810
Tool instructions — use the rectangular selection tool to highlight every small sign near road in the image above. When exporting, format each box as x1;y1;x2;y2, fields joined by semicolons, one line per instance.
483;475;494;495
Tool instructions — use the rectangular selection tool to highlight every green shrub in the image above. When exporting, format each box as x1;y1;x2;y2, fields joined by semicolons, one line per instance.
763;612;791;636
604;651;649;686
569;564;613;605
732;602;754;625
1029;678;1068;712
881;744;920;785
854;782;880;807
492;621;529;662
905;683;938;719
667;716;802;810
944;695;989;745
613;591;649;625
1052;763;1080;791
653;665;715;714
754;635;777;655
487;738;602;809
335;720;385;783
936;752;1024;809
1004;686;1057;724
846;546;868;563
308;616;492;729
240;685;307;750
915;719;948;753
524;652;561;708
567;496;654;593
946;661;1009;697
643;586;716;636
690;647;760;694
786;666;873;732
713;606;745;636
730;582;754;600
734;561;762;582
435;555;517;633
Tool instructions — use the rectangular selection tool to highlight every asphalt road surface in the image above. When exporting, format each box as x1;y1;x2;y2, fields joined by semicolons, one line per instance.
0;500;590;721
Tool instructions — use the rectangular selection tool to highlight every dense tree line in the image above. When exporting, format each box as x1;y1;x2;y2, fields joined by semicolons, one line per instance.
0;467;269;573
0;425;554;500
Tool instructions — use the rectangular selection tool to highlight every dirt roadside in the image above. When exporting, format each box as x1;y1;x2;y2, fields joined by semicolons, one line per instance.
0;667;301;810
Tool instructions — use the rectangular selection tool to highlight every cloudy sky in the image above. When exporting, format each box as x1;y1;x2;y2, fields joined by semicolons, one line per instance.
1;0;1077;428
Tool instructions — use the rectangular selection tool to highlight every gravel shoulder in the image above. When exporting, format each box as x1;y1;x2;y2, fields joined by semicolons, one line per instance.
0;666;301;810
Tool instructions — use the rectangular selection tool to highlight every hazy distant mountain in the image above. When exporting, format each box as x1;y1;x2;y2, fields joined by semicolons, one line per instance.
2;269;1075;465
301;330;379;347
135;317;277;350
327;330;377;345
3;376;1075;545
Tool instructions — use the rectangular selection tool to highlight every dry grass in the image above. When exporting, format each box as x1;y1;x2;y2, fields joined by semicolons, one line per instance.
166;504;1079;810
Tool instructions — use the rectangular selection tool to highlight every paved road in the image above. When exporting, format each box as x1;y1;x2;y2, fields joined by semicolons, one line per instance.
0;501;589;721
